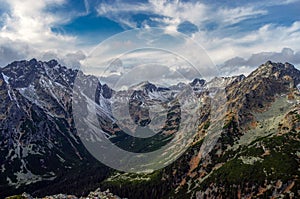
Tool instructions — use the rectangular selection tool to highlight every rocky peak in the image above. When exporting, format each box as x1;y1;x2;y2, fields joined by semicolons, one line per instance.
190;78;206;87
129;81;157;93
45;59;59;68
225;61;300;131
206;75;245;89
144;82;157;92
101;84;113;99
0;59;78;89
250;61;300;83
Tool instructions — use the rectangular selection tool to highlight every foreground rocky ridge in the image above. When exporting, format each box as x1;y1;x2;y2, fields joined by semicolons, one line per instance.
1;59;300;198
6;188;121;199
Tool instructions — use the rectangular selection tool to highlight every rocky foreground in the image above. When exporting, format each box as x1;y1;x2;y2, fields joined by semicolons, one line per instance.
6;188;123;199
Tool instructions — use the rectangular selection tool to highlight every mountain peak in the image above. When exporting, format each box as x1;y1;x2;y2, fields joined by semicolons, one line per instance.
190;78;205;87
0;58;77;89
260;61;296;70
250;61;299;83
4;59;61;70
129;81;157;91
46;59;59;68
29;58;38;64
284;62;295;69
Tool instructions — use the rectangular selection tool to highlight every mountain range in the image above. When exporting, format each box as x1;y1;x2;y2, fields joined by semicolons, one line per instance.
1;59;300;198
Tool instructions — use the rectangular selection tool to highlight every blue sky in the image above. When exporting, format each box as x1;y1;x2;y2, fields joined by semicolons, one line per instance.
0;0;299;74
51;0;300;40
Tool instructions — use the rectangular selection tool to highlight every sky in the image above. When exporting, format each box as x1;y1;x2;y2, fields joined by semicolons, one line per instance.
0;0;300;77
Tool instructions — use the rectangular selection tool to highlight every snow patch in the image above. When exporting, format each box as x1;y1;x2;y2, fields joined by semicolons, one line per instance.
7;89;13;100
239;156;263;165
2;72;10;84
2;72;20;107
1;164;5;172
18;85;40;106
39;77;65;108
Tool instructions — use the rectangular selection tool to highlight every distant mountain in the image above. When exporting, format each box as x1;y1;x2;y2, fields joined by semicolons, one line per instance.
1;59;300;198
97;61;300;198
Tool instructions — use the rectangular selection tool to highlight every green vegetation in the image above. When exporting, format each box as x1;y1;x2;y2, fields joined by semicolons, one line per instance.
203;121;210;129
222;118;233;129
5;195;26;199
101;139;205;199
101;170;170;198
222;116;238;132
296;113;300;122
196;130;300;196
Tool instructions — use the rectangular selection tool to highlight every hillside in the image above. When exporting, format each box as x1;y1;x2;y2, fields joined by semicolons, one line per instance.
1;60;299;198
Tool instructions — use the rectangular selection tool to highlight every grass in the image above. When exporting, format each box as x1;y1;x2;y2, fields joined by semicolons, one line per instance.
296;113;300;122
5;195;26;199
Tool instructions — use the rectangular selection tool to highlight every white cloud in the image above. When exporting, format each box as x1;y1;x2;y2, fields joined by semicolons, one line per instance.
83;0;90;15
149;0;208;26
95;0;300;76
81;28;217;82
192;21;300;68
220;48;300;75
96;0;151;28
215;6;267;26
96;0;267;33
0;0;71;43
0;0;299;77
0;38;32;66
39;50;86;69
253;0;300;7
94;0;278;75
0;0;86;67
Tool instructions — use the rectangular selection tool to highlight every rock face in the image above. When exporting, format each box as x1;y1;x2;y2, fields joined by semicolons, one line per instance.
1;59;300;198
0;59;111;197
160;61;300;198
199;62;300;197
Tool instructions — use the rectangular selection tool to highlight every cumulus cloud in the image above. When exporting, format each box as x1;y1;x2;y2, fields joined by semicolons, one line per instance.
100;64;201;89
94;0;300;76
0;0;85;67
1;0;300;77
0;39;32;66
95;49;204;86
39;51;86;69
0;0;73;44
220;48;300;75
195;21;300;68
95;0;300;75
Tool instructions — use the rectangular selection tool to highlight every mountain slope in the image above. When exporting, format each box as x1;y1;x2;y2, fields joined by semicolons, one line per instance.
1;60;300;198
0;59;111;197
99;61;300;198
